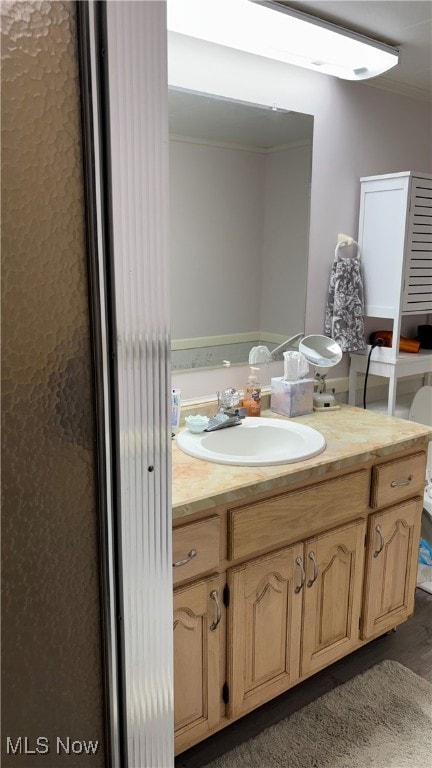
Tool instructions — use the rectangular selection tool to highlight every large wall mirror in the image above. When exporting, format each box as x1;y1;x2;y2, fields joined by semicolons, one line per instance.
169;88;314;371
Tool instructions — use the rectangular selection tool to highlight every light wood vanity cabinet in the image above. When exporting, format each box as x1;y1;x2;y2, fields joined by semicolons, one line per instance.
228;542;304;717
173;573;226;753
361;451;425;640
172;516;220;587
362;498;423;640
173;447;427;755
227;519;366;717
301;520;366;676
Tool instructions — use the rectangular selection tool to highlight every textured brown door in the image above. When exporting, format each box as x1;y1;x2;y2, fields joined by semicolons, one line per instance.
1;3;105;765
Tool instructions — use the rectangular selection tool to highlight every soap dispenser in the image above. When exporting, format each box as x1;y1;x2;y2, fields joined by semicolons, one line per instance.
244;366;261;417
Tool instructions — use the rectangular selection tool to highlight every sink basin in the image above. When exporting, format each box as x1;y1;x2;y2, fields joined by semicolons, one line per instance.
176;417;326;466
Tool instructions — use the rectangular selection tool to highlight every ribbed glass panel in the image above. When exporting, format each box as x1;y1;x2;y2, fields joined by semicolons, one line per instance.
105;2;173;767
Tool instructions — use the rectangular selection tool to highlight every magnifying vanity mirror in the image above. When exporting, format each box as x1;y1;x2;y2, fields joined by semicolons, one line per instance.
169;88;314;371
299;334;343;369
299;334;343;409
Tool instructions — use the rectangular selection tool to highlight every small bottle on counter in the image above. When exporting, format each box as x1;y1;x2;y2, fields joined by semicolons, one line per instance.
171;388;181;435
244;367;261;416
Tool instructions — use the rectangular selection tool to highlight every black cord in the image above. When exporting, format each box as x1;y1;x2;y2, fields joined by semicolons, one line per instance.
363;339;384;409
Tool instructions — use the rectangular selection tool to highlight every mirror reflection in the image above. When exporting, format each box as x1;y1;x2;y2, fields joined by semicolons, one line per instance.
299;335;343;369
169;88;314;370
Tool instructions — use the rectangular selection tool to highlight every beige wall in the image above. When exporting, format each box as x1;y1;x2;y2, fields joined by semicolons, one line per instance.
1;2;105;764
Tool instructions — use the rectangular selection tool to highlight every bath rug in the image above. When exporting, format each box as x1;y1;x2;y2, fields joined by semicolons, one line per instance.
204;660;432;768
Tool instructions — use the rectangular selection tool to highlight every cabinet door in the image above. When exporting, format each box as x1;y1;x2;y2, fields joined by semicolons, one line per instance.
361;498;422;640
301;519;366;676
173;574;225;754
227;543;303;718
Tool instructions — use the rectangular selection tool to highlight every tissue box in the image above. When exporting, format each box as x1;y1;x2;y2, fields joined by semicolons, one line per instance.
270;377;314;418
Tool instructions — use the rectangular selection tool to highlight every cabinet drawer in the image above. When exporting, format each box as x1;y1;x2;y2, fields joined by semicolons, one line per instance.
228;470;369;561
173;516;220;585
370;452;426;509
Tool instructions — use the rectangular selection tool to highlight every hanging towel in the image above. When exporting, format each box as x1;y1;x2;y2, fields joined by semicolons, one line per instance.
324;243;366;352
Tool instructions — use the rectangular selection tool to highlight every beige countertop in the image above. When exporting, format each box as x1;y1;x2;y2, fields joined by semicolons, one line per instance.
172;405;432;521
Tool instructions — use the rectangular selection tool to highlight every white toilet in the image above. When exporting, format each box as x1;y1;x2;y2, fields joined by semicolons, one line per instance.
409;384;432;427
409;386;432;593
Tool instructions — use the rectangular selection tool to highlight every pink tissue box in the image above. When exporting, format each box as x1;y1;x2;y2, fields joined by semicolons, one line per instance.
270;377;314;418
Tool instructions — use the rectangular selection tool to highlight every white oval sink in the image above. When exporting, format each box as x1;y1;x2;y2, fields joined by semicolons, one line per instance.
176;417;326;466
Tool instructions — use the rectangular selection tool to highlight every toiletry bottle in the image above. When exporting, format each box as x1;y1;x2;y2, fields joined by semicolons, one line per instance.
244;367;261;416
171;388;181;435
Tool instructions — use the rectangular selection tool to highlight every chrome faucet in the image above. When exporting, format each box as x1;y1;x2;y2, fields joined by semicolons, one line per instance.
205;388;245;432
216;387;240;413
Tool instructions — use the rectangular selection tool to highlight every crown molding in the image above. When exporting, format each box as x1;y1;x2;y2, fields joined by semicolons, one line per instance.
363;75;431;103
170;134;312;154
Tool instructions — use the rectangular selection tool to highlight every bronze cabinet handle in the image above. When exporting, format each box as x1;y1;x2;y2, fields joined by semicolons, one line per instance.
294;557;306;593
172;549;197;568
373;525;384;558
390;474;413;488
209;590;221;631
307;551;318;588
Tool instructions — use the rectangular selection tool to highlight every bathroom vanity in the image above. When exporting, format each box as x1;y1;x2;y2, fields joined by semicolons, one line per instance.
172;406;432;755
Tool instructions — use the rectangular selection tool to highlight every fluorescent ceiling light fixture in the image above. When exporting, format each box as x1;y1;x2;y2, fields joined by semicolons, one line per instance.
167;0;400;81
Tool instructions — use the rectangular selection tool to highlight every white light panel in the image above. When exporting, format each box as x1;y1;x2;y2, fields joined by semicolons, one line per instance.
167;0;399;81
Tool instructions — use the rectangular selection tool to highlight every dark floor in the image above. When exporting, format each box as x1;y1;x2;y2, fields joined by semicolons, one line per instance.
175;588;432;768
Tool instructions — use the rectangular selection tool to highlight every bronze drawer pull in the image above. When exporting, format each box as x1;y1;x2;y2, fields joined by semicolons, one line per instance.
390;474;413;488
373;525;384;558
173;549;197;568
294;557;305;593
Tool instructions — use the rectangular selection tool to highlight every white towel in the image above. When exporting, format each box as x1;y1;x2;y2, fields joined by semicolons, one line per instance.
324;245;366;352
